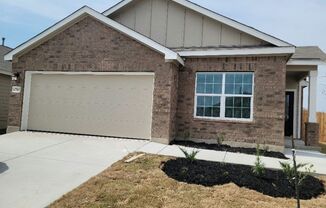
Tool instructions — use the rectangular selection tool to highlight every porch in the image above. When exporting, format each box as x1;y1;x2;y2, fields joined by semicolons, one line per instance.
285;46;326;149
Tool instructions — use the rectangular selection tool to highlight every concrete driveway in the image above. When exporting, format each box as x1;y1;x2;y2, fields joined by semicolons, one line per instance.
0;131;149;208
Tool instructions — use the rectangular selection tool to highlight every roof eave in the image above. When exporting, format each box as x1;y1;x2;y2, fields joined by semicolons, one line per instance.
287;59;326;66
177;46;295;58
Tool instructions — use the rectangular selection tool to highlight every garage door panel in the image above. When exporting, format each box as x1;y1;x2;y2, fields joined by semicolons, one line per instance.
27;74;154;139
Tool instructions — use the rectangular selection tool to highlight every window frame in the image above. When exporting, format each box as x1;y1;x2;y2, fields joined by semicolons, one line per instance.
194;72;254;122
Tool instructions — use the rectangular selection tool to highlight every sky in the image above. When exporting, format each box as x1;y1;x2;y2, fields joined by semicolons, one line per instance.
1;0;326;111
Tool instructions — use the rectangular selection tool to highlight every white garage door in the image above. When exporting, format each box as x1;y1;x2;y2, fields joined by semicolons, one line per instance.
25;73;154;140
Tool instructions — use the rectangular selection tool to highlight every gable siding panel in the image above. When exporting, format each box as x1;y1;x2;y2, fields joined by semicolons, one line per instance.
135;0;152;36
202;16;221;47
240;33;263;46
109;0;270;48
184;9;203;47
151;0;168;45
114;6;136;29
221;25;241;46
166;1;185;48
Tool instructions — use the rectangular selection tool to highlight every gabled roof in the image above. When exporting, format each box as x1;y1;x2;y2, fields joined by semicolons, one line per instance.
103;0;293;47
4;6;184;65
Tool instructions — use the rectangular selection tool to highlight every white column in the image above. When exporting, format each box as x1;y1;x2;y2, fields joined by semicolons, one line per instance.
298;80;308;138
308;70;318;123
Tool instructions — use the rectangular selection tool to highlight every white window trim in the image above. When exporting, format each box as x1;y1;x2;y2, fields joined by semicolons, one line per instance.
194;72;254;122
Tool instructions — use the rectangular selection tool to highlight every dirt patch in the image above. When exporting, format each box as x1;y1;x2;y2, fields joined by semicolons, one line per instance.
162;158;324;199
49;154;326;208
173;141;288;159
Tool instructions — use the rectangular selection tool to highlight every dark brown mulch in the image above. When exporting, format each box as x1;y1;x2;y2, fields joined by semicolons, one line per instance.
0;129;6;135
173;141;288;159
162;158;325;200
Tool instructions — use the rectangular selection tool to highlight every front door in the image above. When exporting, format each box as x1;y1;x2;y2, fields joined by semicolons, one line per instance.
285;91;294;137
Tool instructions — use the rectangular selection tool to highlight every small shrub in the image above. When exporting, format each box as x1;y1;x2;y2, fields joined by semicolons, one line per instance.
279;162;315;186
216;133;225;147
252;144;265;177
179;147;199;163
252;156;265;177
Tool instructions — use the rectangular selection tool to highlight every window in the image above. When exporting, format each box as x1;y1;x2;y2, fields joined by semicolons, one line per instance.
195;72;254;121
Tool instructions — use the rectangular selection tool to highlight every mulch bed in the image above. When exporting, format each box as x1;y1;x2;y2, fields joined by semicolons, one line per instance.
162;158;325;200
0;129;6;135
173;141;288;159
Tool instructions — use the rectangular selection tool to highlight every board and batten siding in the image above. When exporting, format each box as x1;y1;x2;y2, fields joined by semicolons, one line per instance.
0;74;11;130
109;0;269;48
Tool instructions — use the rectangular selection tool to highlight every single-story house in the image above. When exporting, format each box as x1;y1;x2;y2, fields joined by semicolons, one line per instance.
4;0;326;151
0;41;12;133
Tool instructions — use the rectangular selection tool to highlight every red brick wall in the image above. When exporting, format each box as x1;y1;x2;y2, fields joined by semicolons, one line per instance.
8;16;179;143
176;57;287;147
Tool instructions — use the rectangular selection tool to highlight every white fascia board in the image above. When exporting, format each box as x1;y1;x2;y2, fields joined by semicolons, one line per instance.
287;59;326;66
103;0;133;15
103;0;293;47
5;6;184;65
178;47;295;57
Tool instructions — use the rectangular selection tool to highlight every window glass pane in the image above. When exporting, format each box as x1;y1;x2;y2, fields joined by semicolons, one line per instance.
197;96;205;106
234;108;242;118
197;74;206;83
243;84;252;95
212;96;221;107
213;108;220;117
204;96;212;107
196;83;205;93
213;84;222;94
225;97;234;107
225;74;235;83
243;74;253;83
225;73;253;95
196;107;204;117
243;97;251;108
234;97;242;107
225;108;233;118
195;95;221;118
204;107;212;117
235;74;242;83
205;84;213;94
242;108;251;118
225;83;234;94
213;74;222;83
206;74;214;83
234;84;242;94
225;96;252;119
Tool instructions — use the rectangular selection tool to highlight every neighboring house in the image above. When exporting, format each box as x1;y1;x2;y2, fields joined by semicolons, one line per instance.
0;41;12;133
4;0;326;151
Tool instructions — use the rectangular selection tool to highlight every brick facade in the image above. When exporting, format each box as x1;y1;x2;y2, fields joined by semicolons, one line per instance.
7;16;179;144
176;57;287;148
305;122;320;147
7;16;288;149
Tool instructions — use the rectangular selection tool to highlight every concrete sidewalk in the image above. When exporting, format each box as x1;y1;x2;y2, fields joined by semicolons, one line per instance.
137;141;326;175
